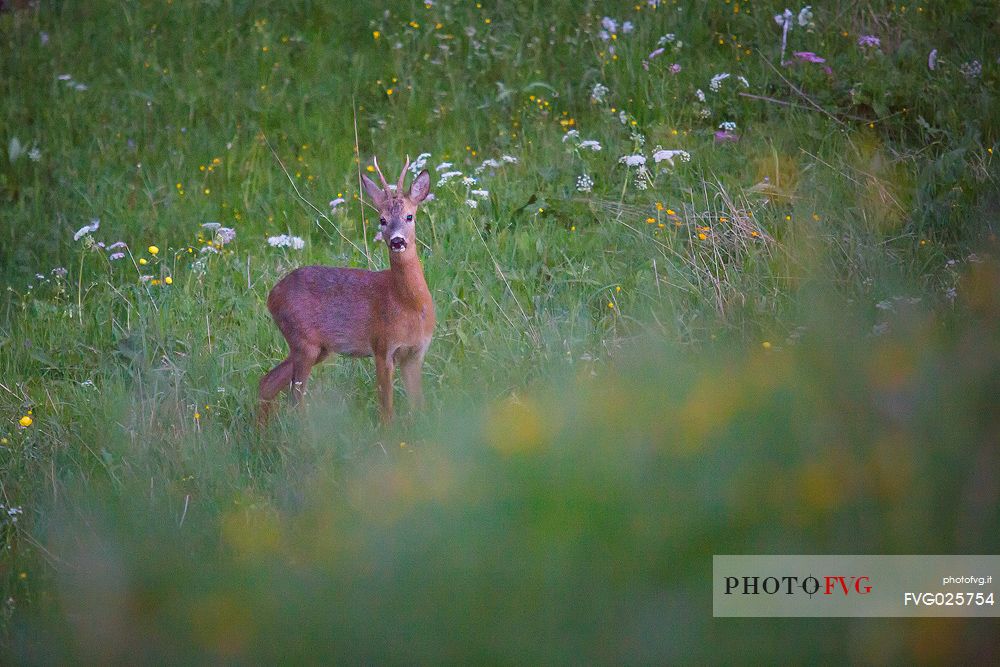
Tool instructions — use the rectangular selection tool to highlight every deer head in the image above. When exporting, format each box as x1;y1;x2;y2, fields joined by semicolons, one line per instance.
361;156;431;255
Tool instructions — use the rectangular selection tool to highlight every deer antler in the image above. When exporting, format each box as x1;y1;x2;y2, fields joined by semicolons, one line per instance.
396;154;410;195
372;155;390;191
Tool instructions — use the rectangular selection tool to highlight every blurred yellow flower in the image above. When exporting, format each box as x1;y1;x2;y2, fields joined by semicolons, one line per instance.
148;245;159;255
762;341;772;350
372;30;380;40
165;276;173;285
19;416;32;427
139;258;147;265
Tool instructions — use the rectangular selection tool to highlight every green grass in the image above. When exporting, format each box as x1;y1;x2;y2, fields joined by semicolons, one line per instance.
1;0;999;662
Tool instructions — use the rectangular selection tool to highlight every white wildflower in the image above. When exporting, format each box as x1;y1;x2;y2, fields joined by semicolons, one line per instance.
652;149;691;166
737;75;750;88
601;17;618;34
578;140;602;151
437;170;463;186
8;137;24;162
73;218;100;241
696;88;706;102
474;158;501;174
329;197;346;209
51;266;68;277
461;176;477;186
719;121;737;131
28;147;41;162
959;60;982;79
465;199;478;209
435;161;454;172
470;189;489;198
109;252;125;261
619;154;646;167
202;222;221;231
409;152;431;174
267;234;305;249
576;174;594;193
622;21;634;34
797;5;813;27
562;129;580;143
501;155;518;163
710;72;731;91
591;82;609;103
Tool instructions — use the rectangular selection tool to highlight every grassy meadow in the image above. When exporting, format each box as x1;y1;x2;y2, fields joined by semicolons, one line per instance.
1;0;999;662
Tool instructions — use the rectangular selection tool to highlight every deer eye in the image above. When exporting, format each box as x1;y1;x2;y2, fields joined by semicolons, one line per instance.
379;217;387;226
406;214;413;221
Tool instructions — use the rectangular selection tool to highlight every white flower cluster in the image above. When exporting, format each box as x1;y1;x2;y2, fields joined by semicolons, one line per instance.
652;149;691;166
73;218;100;241
409;152;431;174
591;82;609;103
267;234;305;249
710;72;749;92
437;170;463;186
656;33;684;50
576;174;594;193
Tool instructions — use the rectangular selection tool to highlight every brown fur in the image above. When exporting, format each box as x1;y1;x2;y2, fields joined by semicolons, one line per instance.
258;157;434;425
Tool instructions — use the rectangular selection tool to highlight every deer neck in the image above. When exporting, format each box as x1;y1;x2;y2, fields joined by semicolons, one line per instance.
388;250;430;309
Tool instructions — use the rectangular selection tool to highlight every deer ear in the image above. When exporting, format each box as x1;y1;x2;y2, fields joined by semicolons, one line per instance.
361;174;386;206
409;169;431;203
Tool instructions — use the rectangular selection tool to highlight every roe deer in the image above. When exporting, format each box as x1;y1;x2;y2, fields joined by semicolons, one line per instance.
258;156;434;425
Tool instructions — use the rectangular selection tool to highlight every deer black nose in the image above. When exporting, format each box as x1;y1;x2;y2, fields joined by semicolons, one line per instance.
389;236;407;252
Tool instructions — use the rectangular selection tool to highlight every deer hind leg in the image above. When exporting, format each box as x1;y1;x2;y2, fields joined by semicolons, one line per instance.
290;344;322;407
374;351;395;423
400;348;427;413
258;357;293;427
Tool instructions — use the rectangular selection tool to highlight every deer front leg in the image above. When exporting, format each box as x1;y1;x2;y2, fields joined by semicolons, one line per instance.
375;352;395;423
400;349;426;412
